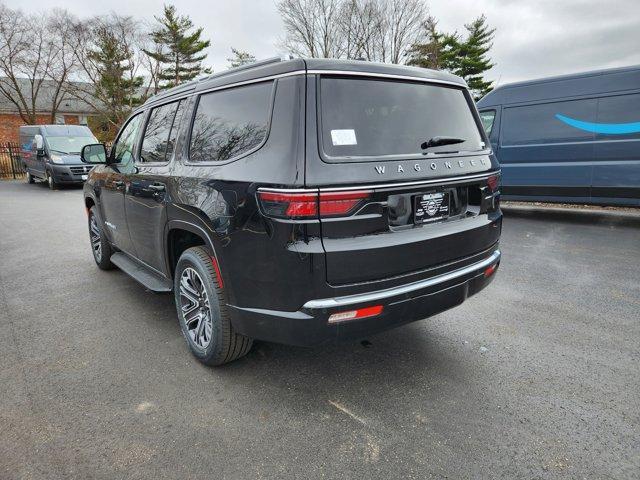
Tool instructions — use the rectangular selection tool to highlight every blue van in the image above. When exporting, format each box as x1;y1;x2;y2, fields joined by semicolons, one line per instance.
477;65;640;206
20;125;98;189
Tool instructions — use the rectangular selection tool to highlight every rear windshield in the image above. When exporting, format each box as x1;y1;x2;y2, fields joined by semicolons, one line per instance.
319;76;485;160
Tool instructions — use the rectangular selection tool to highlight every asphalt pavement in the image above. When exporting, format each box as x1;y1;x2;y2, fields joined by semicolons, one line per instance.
1;179;638;479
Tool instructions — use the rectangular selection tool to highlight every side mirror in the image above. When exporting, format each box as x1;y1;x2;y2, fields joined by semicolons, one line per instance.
81;143;108;164
34;134;45;156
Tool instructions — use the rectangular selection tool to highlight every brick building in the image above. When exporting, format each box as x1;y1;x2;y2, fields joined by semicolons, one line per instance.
0;78;99;144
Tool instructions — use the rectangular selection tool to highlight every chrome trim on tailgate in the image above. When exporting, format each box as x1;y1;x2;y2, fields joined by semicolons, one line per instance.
303;250;501;310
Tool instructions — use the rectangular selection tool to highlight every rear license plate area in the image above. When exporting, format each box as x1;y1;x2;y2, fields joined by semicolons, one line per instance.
414;192;450;224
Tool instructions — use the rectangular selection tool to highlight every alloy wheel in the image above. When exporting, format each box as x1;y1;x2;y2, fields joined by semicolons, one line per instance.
179;267;213;349
89;214;102;262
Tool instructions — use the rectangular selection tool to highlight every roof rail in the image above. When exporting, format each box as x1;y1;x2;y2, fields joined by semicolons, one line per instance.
143;55;295;105
196;55;292;84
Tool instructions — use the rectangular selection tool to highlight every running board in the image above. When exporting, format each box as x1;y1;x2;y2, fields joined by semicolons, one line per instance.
110;252;172;292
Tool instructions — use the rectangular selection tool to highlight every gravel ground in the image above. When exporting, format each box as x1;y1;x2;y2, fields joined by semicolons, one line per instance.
1;180;639;480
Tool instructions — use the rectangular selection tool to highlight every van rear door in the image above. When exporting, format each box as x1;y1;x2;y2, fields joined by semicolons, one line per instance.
306;74;501;286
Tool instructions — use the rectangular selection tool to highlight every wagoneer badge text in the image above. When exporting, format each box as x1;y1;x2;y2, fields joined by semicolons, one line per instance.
374;157;489;175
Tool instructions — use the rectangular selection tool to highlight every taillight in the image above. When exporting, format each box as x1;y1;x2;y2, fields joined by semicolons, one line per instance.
487;174;500;192
258;189;371;219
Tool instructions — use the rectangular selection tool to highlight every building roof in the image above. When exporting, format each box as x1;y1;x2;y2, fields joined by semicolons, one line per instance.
0;77;98;114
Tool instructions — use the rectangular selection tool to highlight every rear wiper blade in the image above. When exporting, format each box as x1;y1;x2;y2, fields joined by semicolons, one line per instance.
420;136;466;150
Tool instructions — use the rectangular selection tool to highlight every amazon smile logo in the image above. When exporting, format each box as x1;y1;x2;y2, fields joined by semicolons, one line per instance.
555;114;640;135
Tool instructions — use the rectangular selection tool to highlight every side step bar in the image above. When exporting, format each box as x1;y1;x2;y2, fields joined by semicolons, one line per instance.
110;252;172;292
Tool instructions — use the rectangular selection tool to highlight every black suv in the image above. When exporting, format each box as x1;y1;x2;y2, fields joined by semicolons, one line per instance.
82;58;502;365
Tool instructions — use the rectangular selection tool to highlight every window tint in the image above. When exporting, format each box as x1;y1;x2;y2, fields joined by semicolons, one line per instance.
319;77;484;159
113;114;143;164
140;100;184;163
597;93;640;139
502;98;597;146
479;110;496;137
189;81;273;162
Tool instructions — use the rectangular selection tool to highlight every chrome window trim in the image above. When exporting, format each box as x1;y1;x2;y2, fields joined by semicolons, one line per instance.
306;69;465;88
257;171;498;194
303;250;501;310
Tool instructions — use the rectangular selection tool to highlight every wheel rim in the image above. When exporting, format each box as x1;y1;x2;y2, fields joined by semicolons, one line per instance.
89;214;102;261
179;267;213;349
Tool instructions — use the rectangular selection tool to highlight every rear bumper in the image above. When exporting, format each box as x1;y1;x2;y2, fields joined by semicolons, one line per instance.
228;249;501;346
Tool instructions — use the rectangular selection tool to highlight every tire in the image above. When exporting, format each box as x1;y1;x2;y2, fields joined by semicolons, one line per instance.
46;170;58;190
26;171;34;184
174;246;253;366
88;206;114;270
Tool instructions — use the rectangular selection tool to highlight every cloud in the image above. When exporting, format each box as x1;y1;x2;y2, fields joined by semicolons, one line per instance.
4;0;639;84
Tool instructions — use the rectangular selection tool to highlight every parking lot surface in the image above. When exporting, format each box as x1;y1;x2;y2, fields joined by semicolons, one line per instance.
1;180;638;479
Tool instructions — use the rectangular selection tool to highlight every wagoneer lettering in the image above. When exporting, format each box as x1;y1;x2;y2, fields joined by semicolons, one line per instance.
82;58;502;365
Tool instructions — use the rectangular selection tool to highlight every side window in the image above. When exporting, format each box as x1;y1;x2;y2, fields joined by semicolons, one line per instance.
112;114;143;165
479;110;496;137
189;81;273;163
597;93;640;140
140;100;185;163
502;98;597;146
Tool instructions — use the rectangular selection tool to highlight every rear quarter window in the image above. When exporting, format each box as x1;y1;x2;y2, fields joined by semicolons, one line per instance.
189;81;274;163
319;76;485;160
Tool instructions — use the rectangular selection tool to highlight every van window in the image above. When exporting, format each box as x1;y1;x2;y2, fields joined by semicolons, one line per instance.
319;76;484;159
46;136;97;155
113;113;143;165
189;81;273;163
140;100;185;163
597;93;640;139
479;110;496;137
502;98;597;146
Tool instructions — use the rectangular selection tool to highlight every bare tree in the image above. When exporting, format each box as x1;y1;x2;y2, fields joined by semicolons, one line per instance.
0;5;58;123
277;0;426;64
277;0;345;58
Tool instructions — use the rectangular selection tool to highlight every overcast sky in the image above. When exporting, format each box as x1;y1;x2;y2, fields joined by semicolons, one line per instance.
5;0;640;85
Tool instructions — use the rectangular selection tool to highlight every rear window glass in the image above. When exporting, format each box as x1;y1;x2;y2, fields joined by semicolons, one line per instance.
319;77;484;159
189;81;273;163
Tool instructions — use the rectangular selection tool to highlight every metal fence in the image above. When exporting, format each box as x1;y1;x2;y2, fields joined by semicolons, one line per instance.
0;142;25;179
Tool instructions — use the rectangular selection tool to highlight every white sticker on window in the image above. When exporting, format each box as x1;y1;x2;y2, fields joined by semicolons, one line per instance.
331;129;357;146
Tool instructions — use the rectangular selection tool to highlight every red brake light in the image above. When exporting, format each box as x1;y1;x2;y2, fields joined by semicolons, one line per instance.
258;189;371;219
484;263;498;277
487;174;500;192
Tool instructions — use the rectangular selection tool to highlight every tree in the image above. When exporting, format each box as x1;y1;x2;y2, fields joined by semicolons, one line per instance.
71;14;144;131
407;14;496;100
277;0;425;64
143;4;210;89
455;15;496;99
0;5;78;124
227;48;255;69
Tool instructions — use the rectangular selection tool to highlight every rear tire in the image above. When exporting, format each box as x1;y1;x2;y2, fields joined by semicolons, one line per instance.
88;206;114;270
174;246;253;366
26;171;34;184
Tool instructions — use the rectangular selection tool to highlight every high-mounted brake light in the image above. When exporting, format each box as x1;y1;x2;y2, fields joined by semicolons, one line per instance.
328;305;383;324
258;189;371;219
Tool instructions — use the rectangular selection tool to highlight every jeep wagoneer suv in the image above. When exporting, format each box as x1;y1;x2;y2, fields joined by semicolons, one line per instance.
81;58;502;365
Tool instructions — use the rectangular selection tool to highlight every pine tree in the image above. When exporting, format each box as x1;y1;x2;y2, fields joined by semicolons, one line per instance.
143;4;211;89
87;25;143;126
407;15;496;100
455;15;496;99
227;48;256;69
